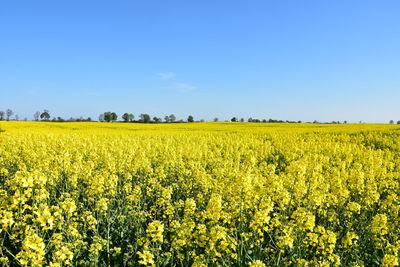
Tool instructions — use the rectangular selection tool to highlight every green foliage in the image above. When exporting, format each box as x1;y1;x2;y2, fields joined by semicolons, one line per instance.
6;109;13;121
122;113;134;122
103;112;118;122
139;114;151;123
164;114;176;123
40;110;50;121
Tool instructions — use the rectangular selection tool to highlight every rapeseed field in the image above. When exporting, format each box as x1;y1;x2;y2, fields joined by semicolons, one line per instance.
0;122;399;266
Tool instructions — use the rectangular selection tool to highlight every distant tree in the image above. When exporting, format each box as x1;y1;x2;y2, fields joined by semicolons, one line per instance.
344;121;347;124
40;110;50;121
34;111;41;121
122;113;129;122
298;120;302;123
6;109;13;121
169;114;176;123
77;117;90;122
111;112;118;122
240;118;244;122
57;117;65;122
389;120;394;124
262;119;267;123
313;120;319;124
187;115;194;123
103;112;117;122
73;117;91;122
0;111;4;120
153;117;161;123
397;120;400;125
15;115;19;121
122;113;134;122
200;119;205;122
231;117;237;122
248;118;253;122
213;117;219;122
72;117;91;122
164;114;176;123
103;112;111;122
140;114;151;123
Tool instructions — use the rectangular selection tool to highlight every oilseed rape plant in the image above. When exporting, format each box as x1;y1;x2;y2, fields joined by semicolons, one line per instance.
0;121;400;266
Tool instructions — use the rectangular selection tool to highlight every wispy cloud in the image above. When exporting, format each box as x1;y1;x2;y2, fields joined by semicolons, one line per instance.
157;72;175;80
173;82;196;92
157;72;197;93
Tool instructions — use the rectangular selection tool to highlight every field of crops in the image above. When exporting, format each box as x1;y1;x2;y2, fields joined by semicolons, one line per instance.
0;122;400;266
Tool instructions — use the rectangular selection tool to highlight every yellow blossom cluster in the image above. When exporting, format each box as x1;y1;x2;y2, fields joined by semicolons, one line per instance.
0;121;400;266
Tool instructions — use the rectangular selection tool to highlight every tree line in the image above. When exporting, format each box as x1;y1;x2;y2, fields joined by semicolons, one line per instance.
0;108;400;124
0;109;92;122
98;112;195;123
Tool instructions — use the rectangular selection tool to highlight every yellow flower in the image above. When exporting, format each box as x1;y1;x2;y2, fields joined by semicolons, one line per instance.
16;230;46;266
184;198;197;216
346;202;361;213
33;204;54;230
0;256;9;265
137;250;155;265
205;194;222;221
342;232;358;248
0;210;14;231
96;198;108;213
382;254;398;267
248;260;266;267
2;120;400;266
60;198;77;217
371;214;388;236
53;246;74;265
147;220;164;243
110;247;122;256
290;207;315;231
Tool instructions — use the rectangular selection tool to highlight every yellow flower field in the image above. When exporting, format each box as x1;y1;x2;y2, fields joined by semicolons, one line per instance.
0;121;399;266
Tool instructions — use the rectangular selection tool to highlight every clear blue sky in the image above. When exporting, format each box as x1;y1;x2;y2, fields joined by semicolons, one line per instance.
1;1;399;122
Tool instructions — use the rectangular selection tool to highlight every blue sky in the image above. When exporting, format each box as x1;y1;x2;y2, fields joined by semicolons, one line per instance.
1;1;399;122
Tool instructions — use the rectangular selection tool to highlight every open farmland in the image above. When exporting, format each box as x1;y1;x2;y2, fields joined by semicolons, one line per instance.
0;122;400;266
